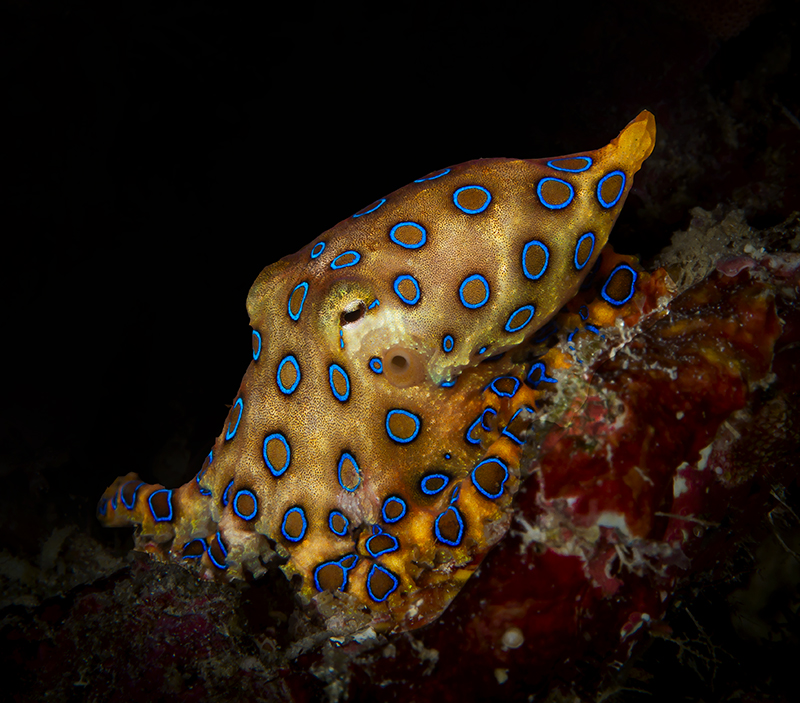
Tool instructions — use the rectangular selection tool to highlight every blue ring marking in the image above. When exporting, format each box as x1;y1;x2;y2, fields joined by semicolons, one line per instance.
414;168;450;183
148;489;174;522
339;330;344;349
502;407;530;446
252;330;262;361
521;240;550;280
276;355;301;395
328;363;351;402
287;282;309;321
111;491;118;510
182;538;208;560
601;264;638;306
281;507;308;542
465;407;497;445
574;232;596;270
393;274;421;305
444;453;451;460
382;496;407;523
579;305;589;321
471;457;509;500
434;506;465;546
194;468;211;496
458;274;490;309
488;376;521;398
385;409;421;444
216;532;228;558
262;432;291;477
504;304;536;333
353;198;386;218
440;378;456;388
313;554;360;592
369;357;383;374
537;177;575;208
478;345;488;355
389;221;427;249
222;479;234;508
537;177;575;210
233;489;258;521
465;414;483;445
97;498;108;517
328;510;350;536
225;397;244;440
208;531;228;569
420;473;450;496
120;481;145;510
366;564;399;603
368;299;380;309
585;324;604;338
449;483;461;504
311;241;326;259
567;328;578;344
453;185;492;214
331;250;362;269
547;155;593;173
597;169;626;208
365;527;400;558
340;554;358;570
442;334;455;353
337;452;362;492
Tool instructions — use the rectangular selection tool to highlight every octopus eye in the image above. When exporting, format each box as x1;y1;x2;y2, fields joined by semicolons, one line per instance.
340;301;366;325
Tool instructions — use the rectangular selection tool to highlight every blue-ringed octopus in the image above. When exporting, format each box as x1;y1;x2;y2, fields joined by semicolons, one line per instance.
98;110;657;633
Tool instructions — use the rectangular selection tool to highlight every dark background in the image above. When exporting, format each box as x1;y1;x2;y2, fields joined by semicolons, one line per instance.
1;0;798;699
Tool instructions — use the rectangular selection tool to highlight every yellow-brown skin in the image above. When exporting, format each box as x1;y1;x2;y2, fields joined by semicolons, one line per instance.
99;112;656;633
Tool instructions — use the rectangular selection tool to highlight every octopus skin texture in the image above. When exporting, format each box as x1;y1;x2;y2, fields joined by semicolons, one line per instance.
98;110;657;633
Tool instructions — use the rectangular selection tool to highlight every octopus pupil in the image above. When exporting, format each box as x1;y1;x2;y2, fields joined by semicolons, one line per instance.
340;303;365;325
